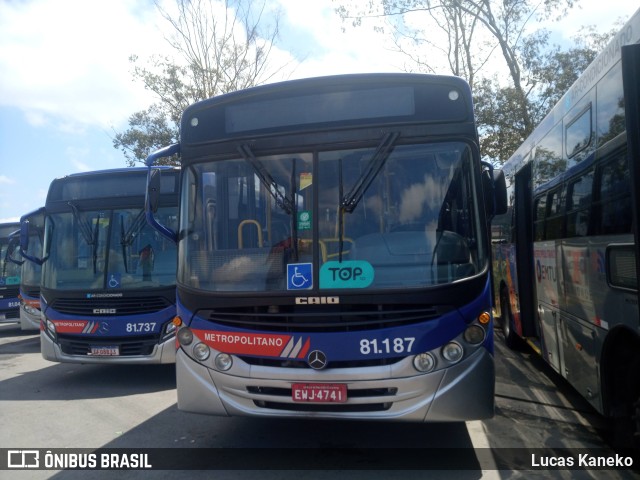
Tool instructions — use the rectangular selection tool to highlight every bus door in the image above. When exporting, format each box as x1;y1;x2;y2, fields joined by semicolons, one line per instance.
621;44;640;317
514;162;539;338
534;188;562;373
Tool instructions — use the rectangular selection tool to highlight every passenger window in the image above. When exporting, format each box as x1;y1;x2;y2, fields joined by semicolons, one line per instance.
534;196;546;241
533;123;565;189
597;63;625;146
566;105;592;159
545;189;564;240
595;155;631;235
565;171;593;237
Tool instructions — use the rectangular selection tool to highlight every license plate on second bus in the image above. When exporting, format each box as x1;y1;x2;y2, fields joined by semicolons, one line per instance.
89;346;120;356
291;383;347;403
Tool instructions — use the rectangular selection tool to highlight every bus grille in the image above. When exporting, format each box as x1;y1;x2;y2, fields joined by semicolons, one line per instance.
57;334;160;356
238;356;403;369
22;287;40;299
0;286;20;297
3;309;20;320
50;296;172;316
205;304;445;333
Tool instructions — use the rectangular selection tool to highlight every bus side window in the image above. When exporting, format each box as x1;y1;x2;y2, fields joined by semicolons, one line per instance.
565;171;593;237
533;195;546;241
544;188;565;240
594;155;631;235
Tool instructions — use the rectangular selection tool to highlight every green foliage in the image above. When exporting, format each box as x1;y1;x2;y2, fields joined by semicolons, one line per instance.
113;0;286;166
112;104;178;167
334;0;623;166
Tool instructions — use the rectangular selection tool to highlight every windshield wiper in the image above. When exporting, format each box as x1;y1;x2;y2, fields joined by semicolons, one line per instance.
290;158;299;262
337;132;400;262
338;158;345;263
92;216;100;274
340;132;399;213
238;144;294;215
120;210;147;273
69;202;100;273
68;202;94;246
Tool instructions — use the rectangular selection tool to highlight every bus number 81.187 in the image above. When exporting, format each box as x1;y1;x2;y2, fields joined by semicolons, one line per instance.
359;337;415;355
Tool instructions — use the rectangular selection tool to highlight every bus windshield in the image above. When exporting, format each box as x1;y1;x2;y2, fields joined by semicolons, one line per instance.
21;234;42;289
43;206;177;290
179;140;484;292
0;238;21;281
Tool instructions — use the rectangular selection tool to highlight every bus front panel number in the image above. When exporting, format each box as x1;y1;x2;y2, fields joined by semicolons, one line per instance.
359;337;415;355
126;322;157;333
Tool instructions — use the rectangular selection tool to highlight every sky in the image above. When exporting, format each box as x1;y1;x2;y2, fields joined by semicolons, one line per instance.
0;0;638;223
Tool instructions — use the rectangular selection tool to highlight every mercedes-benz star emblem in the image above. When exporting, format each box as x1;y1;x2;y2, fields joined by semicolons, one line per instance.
307;350;328;370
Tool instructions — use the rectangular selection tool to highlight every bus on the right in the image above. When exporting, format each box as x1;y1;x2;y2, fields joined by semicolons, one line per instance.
492;7;640;450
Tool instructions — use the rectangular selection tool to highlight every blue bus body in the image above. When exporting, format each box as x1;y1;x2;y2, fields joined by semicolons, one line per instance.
14;209;44;331
147;74;505;420
24;167;180;364
0;222;21;324
492;8;640;449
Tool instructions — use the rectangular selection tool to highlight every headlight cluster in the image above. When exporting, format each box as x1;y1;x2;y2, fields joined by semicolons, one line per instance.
44;317;56;339
162;321;177;340
23;303;40;317
174;317;232;371
412;311;490;373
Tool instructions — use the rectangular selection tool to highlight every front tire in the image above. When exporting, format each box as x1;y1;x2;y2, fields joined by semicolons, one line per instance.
500;287;520;350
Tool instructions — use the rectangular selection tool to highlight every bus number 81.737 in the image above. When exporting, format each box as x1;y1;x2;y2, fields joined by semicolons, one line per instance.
359;337;415;355
126;322;157;333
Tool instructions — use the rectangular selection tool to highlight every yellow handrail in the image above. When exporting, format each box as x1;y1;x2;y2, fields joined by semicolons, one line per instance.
238;220;263;249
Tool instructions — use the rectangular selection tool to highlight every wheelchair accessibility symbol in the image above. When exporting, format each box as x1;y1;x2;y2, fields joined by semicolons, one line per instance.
107;273;121;289
287;263;312;290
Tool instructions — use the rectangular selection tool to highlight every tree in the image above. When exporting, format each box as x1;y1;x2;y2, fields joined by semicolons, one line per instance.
333;0;620;164
474;24;620;163
113;0;288;166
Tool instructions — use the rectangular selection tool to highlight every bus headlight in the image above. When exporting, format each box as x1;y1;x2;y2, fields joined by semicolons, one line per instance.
46;318;56;335
177;327;194;346
442;342;463;363
193;342;210;361
215;353;233;371
163;321;177;339
24;304;40;316
413;353;436;373
463;325;486;345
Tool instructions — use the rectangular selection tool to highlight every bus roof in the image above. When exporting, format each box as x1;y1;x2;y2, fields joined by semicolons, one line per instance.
45;166;180;206
180;73;475;148
0;222;20;239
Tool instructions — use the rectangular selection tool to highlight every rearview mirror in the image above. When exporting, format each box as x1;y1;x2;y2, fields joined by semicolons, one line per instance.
492;169;508;216
146;168;162;214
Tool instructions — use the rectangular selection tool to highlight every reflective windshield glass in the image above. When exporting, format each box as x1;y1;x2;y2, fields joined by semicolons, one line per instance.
319;142;484;288
0;240;21;282
43;207;177;290
179;142;485;292
21;233;42;288
179;154;314;291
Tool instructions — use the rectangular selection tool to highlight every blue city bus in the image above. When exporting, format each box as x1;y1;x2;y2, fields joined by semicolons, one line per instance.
146;73;507;420
21;167;180;363
14;209;44;331
492;8;640;449
0;222;21;324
